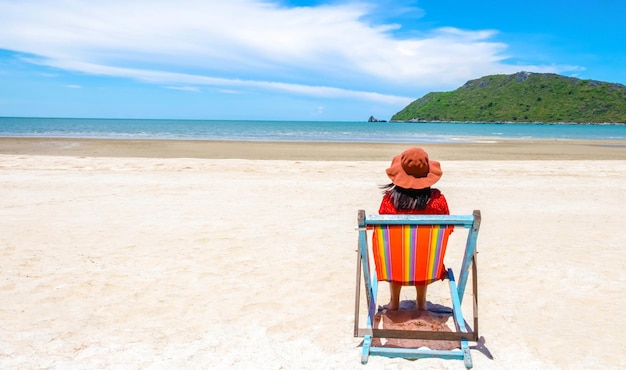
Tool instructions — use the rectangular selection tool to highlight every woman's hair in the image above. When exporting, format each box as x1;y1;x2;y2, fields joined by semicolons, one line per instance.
381;183;432;210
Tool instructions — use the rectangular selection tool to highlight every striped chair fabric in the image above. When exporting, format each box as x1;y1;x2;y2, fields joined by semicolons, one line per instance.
372;224;453;286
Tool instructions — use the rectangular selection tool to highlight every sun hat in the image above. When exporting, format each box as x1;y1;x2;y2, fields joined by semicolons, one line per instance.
385;147;442;189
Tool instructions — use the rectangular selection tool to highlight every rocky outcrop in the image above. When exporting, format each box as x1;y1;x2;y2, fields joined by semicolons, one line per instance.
368;116;387;122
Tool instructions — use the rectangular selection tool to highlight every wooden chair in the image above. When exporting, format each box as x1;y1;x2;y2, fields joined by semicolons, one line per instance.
354;210;481;368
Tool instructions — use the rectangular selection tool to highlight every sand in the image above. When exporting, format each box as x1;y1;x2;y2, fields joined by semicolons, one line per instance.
2;137;626;160
1;138;625;369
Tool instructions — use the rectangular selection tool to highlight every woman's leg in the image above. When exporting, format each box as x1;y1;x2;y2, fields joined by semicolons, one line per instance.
415;285;427;310
388;283;401;310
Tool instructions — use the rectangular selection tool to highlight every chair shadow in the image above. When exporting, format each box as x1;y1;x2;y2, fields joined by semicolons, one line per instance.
368;299;493;359
371;300;456;350
471;336;494;360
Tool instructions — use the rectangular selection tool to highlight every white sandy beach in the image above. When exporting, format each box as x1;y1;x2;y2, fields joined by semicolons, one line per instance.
1;145;625;369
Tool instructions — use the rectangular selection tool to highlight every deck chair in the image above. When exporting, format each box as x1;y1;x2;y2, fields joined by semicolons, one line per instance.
354;210;481;369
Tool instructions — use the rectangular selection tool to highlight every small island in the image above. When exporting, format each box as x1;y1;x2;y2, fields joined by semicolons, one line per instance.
368;115;387;122
391;71;626;124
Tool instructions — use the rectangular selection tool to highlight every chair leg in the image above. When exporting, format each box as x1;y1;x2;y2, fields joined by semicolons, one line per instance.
449;269;474;368
461;338;473;369
361;335;372;364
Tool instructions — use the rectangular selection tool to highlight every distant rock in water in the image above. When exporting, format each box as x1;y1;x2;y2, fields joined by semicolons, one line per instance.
368;115;387;122
391;71;626;124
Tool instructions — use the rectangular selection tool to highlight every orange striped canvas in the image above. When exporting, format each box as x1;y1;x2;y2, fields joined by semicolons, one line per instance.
372;224;452;285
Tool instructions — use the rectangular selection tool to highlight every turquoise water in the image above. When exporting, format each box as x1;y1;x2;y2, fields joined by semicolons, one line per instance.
1;117;625;143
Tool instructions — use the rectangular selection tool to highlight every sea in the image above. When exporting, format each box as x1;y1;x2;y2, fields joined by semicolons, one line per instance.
1;117;625;143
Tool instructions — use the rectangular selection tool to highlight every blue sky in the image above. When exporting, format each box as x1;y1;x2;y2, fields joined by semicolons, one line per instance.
0;0;624;121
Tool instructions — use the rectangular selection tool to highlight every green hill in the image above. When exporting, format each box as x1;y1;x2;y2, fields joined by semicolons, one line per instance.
391;72;626;124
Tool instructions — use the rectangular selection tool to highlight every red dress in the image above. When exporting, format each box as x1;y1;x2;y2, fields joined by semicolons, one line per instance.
378;188;450;215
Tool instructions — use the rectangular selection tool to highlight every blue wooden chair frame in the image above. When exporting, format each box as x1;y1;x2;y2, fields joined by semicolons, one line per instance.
354;210;481;368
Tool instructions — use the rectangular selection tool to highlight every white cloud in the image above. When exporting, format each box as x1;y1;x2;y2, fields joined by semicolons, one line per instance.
165;86;201;92
26;57;413;105
217;89;240;95
64;84;82;89
0;0;579;103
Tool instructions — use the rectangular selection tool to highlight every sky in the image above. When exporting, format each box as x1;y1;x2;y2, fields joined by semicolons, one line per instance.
0;0;624;121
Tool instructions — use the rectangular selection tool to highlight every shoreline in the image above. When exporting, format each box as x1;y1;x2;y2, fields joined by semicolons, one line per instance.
394;119;626;125
1;137;626;160
3;116;626;125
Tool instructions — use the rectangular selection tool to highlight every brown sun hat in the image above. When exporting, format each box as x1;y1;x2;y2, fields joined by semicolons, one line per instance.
385;147;442;189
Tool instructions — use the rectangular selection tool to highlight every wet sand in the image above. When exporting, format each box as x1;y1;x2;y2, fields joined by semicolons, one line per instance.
1;137;626;160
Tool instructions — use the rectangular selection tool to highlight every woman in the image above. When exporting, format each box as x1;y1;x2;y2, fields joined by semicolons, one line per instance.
379;147;450;311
